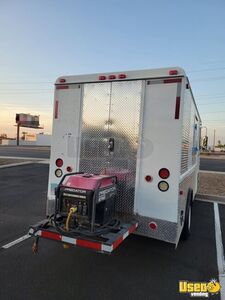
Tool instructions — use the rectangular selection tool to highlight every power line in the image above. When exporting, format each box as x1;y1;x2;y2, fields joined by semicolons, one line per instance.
198;102;225;106
196;95;225;99
188;66;225;73
202;119;225;123
192;76;225;82
201;111;225;114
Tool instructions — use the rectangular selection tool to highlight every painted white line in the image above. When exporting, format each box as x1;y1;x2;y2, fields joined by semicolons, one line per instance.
2;234;31;249
0;156;48;161
36;160;50;164
214;202;225;300
0;162;34;169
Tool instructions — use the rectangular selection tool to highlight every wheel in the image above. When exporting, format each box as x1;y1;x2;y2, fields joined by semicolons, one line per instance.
181;190;193;240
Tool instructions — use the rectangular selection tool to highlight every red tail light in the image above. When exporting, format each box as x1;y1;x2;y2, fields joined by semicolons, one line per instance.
56;158;63;168
159;168;170;179
59;78;66;83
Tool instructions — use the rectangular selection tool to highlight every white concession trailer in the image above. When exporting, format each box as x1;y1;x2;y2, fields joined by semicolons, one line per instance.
29;67;201;253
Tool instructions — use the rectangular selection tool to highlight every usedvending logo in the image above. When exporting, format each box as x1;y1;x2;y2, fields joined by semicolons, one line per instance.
179;279;221;297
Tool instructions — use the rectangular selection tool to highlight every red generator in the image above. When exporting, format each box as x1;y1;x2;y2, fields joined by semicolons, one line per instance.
55;173;117;233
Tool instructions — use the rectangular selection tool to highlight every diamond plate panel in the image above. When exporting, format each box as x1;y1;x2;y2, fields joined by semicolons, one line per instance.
79;82;111;174
108;81;143;214
79;80;143;215
135;215;177;243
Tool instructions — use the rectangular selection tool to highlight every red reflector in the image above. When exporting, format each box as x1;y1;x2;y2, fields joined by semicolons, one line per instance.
118;74;126;79
159;168;170;179
59;78;66;83
169;70;178;75
129;223;138;234
108;75;116;80
54;100;59;119
149;222;157;230
56;158;63;167
41;231;61;241
175;97;181;119
76;239;101;251
56;85;69;89
99;75;106;80
180;190;184;195
112;236;124;250
164;78;182;84
145;175;153;182
66;166;73;172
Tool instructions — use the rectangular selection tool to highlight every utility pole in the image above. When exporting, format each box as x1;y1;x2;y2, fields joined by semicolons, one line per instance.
213;129;216;152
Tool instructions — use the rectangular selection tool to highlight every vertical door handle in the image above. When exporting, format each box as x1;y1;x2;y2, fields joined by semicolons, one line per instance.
108;138;114;152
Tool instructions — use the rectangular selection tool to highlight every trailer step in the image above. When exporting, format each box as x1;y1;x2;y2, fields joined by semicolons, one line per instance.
28;221;138;253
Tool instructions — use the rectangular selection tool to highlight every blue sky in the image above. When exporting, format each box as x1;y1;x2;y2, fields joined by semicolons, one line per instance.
0;0;225;145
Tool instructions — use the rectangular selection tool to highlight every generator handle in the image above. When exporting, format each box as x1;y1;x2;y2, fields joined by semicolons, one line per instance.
90;175;117;232
55;172;84;213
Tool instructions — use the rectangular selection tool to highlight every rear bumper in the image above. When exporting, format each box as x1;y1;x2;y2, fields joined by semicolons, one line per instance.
29;220;138;254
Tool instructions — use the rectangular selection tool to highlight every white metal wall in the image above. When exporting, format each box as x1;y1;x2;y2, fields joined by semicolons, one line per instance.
135;80;183;223
47;85;82;204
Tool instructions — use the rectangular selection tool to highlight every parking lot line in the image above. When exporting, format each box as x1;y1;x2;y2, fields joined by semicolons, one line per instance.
214;202;225;299
0;161;34;169
2;234;31;249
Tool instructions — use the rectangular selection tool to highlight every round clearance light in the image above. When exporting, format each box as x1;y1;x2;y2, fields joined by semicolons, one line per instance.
145;175;153;182
56;158;63;168
99;75;106;80
169;70;178;75
159;168;170;179
149;222;157;230
55;169;63;178
67;166;73;172
118;74;126;79
158;181;169;192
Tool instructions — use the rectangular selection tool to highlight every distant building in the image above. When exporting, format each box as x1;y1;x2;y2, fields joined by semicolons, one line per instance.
1;134;51;146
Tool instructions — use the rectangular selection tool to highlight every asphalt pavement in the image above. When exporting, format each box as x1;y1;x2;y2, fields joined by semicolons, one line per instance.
0;164;222;300
200;158;225;172
0;146;50;159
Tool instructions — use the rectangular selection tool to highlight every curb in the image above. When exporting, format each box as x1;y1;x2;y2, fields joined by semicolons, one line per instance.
195;193;225;204
199;170;225;175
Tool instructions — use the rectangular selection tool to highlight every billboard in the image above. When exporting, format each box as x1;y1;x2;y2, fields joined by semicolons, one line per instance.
15;113;40;128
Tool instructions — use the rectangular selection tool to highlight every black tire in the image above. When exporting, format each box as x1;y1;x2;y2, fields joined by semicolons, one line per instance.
181;190;193;240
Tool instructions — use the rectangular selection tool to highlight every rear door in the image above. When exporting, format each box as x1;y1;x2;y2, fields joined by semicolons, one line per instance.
79;80;143;215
